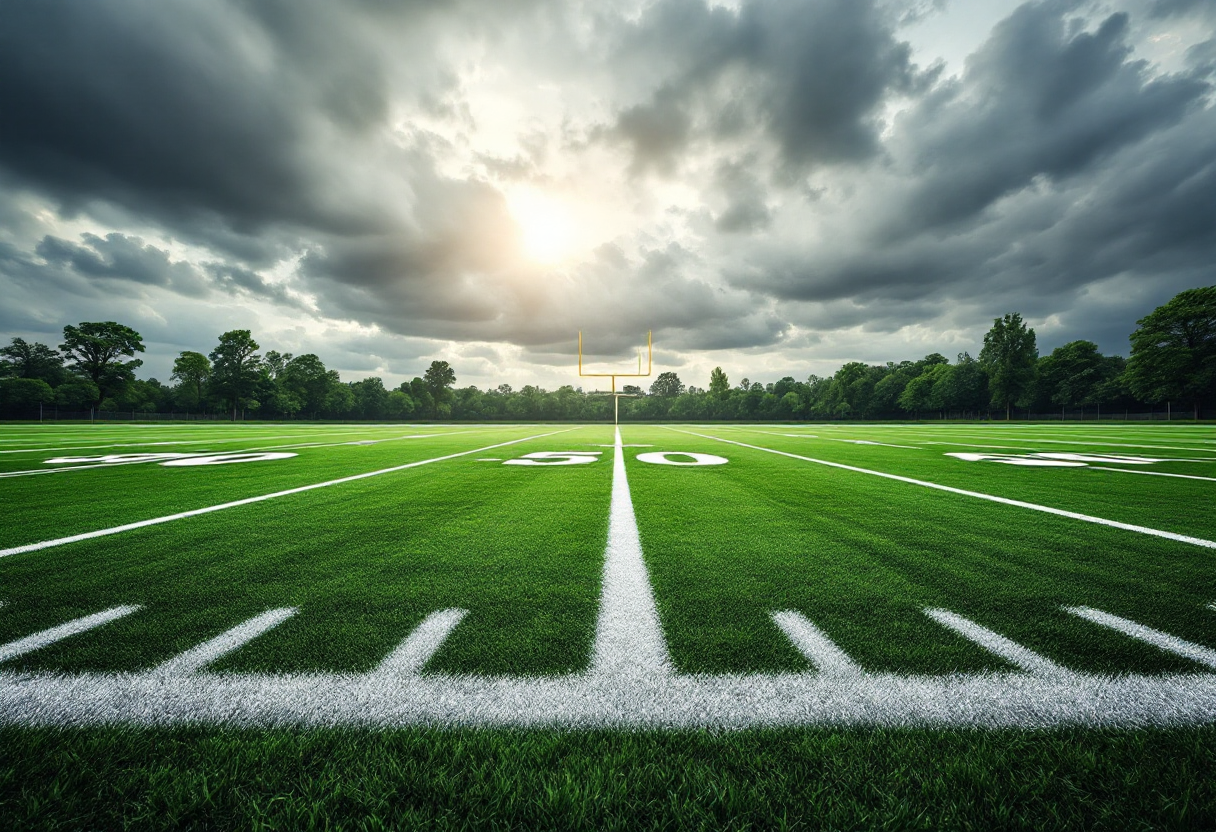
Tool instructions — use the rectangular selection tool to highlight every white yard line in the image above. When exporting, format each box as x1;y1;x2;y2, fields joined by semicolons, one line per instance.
924;609;1067;675
373;609;467;675
589;427;673;677
154;608;297;675
1090;467;1216;482
665;428;1216;549
0;606;141;663
771;611;861;674
0;429;571;559
1065;607;1216;670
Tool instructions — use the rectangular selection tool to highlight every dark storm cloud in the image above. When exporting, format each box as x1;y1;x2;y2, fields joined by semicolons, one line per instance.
0;0;388;239
35;233;208;297
881;3;1210;238
604;0;921;174
1;0;1214;381
749;0;1216;328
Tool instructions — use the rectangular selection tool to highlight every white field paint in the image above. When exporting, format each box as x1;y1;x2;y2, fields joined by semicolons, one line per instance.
946;452;1085;467
374;609;467;675
161;452;299;466
1064;607;1216;670
0;433;457;476
924;609;1067;676
771;611;860;674
589;427;673;677
635;452;728;466
1091;467;1216;483
762;432;918;450
882;431;1216;454
4;433;1216;726
0;606;141;663
0;429;572;559
666;428;1216;550
3;603;1216;727
154;609;297;675
504;451;602;466
0;428;398;456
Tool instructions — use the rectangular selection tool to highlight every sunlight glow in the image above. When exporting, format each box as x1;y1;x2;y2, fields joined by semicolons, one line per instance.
508;189;576;263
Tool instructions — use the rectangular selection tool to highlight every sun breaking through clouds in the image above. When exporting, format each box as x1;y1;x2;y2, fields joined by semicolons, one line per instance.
0;0;1214;389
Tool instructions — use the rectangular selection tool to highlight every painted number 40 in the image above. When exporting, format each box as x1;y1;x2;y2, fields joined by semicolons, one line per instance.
504;451;727;466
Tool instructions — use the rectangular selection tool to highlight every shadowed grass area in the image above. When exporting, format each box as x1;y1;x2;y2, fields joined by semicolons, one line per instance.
1;726;1214;830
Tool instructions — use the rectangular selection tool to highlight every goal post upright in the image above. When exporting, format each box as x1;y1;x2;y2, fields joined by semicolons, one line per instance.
578;330;653;426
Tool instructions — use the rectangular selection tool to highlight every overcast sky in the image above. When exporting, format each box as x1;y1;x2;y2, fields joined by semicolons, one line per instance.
1;0;1213;391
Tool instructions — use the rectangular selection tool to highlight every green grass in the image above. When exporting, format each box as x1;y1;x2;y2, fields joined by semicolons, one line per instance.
2;420;1215;828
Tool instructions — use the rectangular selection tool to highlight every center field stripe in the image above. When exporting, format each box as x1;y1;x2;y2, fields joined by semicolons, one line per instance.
667;428;1216;549
0;430;572;559
589;427;673;677
0;606;141;663
155;608;298;675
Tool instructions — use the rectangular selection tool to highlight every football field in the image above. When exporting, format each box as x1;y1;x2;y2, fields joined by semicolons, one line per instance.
2;420;1215;827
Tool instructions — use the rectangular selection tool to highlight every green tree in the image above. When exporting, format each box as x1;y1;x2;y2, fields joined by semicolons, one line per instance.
708;367;729;398
979;312;1038;419
281;354;338;418
351;377;390;419
54;380;100;409
423;361;457;416
209;330;261;420
649;371;685;397
0;377;55;414
170;351;211;409
1125;286;1216;419
60;322;145;407
0;338;66;385
1036;340;1103;418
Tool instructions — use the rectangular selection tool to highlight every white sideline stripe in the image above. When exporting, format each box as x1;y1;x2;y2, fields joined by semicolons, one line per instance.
155;608;297;675
771;611;860;674
667;428;1216;550
589;427;673;677
0;429;571;559
1065;607;1216;670
0;606;141;663
373;609;467;675
1091;467;1216;483
924;609;1067;675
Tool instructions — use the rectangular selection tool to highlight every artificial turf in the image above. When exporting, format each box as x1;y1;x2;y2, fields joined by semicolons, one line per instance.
1;420;1214;828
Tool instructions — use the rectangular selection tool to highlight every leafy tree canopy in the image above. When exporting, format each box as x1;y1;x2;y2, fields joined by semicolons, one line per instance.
649;371;685;398
0;338;66;384
60;321;144;404
979;312;1037;417
1125;286;1216;417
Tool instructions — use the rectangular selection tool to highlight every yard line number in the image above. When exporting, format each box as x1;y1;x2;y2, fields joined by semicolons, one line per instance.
503;450;728;466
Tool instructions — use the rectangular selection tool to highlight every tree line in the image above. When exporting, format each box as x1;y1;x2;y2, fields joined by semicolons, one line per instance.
1;286;1212;420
